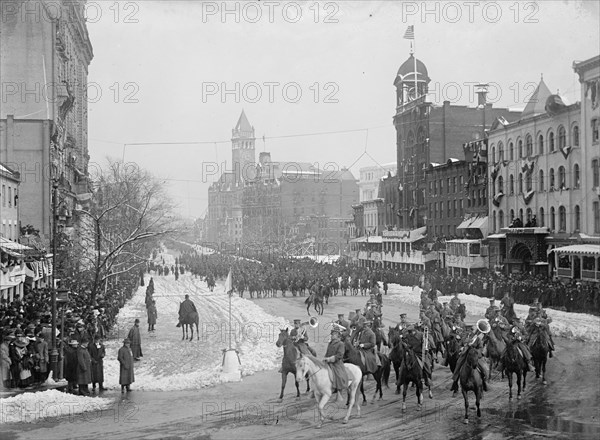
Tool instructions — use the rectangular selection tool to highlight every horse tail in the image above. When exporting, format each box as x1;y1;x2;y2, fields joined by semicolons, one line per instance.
304;296;311;305
381;355;391;388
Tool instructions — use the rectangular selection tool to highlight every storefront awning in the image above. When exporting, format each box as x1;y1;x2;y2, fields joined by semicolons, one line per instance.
553;244;600;256
0;237;33;257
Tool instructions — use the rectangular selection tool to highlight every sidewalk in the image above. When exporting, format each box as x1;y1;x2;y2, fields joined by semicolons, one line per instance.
0;382;68;398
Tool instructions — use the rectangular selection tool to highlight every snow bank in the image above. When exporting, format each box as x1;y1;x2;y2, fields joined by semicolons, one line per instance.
0;390;113;424
387;283;600;342
102;253;289;391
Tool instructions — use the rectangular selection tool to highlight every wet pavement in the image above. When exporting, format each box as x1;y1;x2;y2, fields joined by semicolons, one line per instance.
2;293;599;440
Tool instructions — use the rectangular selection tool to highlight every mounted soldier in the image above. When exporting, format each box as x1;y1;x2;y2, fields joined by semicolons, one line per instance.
484;298;500;321
450;321;489;396
354;318;381;370
508;325;534;372
533;301;555;357
177;294;197;327
290;319;316;356
336;313;350;338
500;291;517;324
449;291;461;313
322;323;348;403
441;302;454;321
403;324;432;388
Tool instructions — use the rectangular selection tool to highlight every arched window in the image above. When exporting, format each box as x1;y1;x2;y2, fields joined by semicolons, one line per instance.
575;205;581;231
573;125;579;147
518;173;523;193
498;175;504;193
558;126;566;150
518;139;523;158
526;173;532;192
549;131;555;152
550;168;555;189
509;174;515;194
526;134;533;157
510;209;515;222
573;164;580;188
492;211;497;232
539;170;544;191
519;208;524;221
558;166;566;188
498;210;504;229
559;206;566;231
526;208;532;223
539;207;545;227
538;134;544;154
491;146;496;164
509;141;514;160
498;142;504;162
550;207;556;230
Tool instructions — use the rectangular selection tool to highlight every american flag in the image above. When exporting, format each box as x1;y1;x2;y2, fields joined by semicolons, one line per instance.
403;25;414;40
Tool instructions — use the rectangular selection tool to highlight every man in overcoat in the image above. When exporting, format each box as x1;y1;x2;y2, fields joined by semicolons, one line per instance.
355;319;380;372
76;339;92;395
89;335;106;392
118;338;135;393
127;319;143;361
64;339;79;393
323;324;348;402
147;300;157;332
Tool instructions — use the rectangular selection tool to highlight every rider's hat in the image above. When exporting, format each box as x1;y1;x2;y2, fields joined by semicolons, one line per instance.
331;323;344;334
337;313;344;318
400;313;407;318
293;319;301;324
489;298;495;303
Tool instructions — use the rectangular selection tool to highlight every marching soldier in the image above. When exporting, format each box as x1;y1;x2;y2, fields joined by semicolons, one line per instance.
484;298;500;321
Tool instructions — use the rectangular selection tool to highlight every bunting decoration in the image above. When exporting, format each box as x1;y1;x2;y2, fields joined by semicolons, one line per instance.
560;145;572;159
523;190;535;205
490;166;499;182
493;191;504;207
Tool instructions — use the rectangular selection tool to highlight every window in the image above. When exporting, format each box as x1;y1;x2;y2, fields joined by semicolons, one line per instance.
7;187;11;208
526;134;533;157
526;173;532;192
510;209;515;222
492;211;497;232
491;146;496;164
498;175;504;193
526;208;532;223
550;206;556;230
539;170;544;191
558;166;566;189
549;131;555;152
573;164;580;188
498;142;504;162
453;177;457;193
453;200;457;216
518;139;523;158
518;173;523;193
509;174;515;194
593;159;600;187
573;125;579;147
498;210;504;229
447;178;451;194
594;202;600;233
575;205;580;231
459;175;463;187
558;126;566;150
593;119;599;143
434;203;437;218
539;207;545;227
559;206;566;231
519;208;524;222
440;179;443;193
460;199;464;215
509;142;514;160
1;185;4;207
538;134;544;155
429;181;433;193
447;201;451;217
429;203;432;218
550;168;555;189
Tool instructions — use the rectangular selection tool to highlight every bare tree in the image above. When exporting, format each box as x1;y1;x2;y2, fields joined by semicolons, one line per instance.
73;160;180;302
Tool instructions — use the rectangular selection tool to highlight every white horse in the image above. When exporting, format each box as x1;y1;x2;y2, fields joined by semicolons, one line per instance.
295;353;363;428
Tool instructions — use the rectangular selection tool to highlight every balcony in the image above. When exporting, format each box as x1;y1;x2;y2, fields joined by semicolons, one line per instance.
382;250;438;265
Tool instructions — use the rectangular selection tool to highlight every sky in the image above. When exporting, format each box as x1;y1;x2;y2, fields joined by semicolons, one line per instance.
85;0;600;219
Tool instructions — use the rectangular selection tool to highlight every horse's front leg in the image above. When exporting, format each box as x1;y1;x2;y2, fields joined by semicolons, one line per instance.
196;323;199;341
360;378;367;406
279;372;287;400
462;389;470;424
475;388;482;418
507;372;513;399
401;382;408;412
182;325;185;341
306;376;310;393
516;371;522;399
315;393;329;428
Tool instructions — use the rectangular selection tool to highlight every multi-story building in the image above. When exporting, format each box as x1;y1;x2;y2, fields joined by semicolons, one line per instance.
0;163;20;241
486;58;600;280
358;163;396;202
0;0;94;245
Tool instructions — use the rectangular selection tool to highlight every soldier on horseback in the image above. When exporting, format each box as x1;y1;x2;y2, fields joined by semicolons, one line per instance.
291;319;317;356
532;301;555;357
484;298;500;321
500;291;517;324
450;327;489;396
403;324;432;388
177;294;197;327
449;292;461;314
441;302;453;321
336;313;350;338
322;324;348;403
508;325;534;372
354;318;381;369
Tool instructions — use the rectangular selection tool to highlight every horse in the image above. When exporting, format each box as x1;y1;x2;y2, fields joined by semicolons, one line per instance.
502;339;528;399
484;323;506;380
444;330;462;373
305;292;324;316
295;354;362;428
372;316;388;352
178;310;199;341
342;335;390;405
275;329;310;399
397;340;424;412
501;303;517;325
458;344;485;424
529;325;550;385
387;327;404;393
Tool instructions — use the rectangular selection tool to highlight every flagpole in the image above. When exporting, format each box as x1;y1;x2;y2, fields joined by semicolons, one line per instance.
413;37;418;100
228;293;232;350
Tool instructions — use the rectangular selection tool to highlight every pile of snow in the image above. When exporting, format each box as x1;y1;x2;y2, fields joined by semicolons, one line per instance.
102;254;288;391
387;283;600;342
0;390;113;424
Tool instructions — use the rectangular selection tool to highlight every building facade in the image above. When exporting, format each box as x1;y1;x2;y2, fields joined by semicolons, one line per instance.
0;163;20;240
358;163;396;202
0;0;94;245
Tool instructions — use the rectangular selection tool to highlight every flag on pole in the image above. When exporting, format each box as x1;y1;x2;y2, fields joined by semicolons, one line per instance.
225;268;233;296
403;25;414;40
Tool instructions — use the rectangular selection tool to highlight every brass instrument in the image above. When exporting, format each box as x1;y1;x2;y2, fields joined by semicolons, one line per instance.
476;319;491;334
301;317;318;328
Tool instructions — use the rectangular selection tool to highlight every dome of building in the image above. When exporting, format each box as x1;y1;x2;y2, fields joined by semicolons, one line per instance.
394;54;430;86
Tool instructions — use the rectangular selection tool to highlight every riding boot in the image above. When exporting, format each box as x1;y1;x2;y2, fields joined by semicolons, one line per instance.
479;368;488;392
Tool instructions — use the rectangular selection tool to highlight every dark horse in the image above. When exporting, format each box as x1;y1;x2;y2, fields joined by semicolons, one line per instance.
502;339;528;399
397;340;424;412
458;344;485;424
343;335;390;405
178;306;199;341
444;331;462;373
373;316;388;352
530;324;550;385
387;327;403;391
305;292;324;316
275;329;310;399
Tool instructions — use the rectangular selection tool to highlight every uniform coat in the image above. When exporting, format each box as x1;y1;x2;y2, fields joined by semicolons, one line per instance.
324;338;348;390
118;345;135;385
127;325;143;359
76;346;92;385
89;342;105;384
147;305;157;325
63;345;78;383
357;327;378;373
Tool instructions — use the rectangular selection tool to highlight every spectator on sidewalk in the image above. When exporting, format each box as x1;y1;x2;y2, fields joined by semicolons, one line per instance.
118;338;135;393
127;319;143;361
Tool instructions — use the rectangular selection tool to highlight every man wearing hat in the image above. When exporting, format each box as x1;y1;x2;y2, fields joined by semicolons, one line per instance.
64;339;79;393
336;314;350;338
322;323;348;402
76;339;92;395
404;324;432;387
441;302;453;321
354;318;380;371
485;299;500;321
449;292;461;314
89;335;106;392
500;291;516;323
397;313;409;330
290;319;316;356
127;319;143;361
118;338;135;393
507;325;534;372
534;301;554;357
450;327;489;396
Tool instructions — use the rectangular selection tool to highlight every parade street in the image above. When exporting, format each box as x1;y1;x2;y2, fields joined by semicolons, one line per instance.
3;271;599;440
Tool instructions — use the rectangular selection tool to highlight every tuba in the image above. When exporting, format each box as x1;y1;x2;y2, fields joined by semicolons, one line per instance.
476;319;491;334
301;317;319;328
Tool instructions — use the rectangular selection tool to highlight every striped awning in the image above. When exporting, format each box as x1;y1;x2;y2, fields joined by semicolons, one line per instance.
553;244;600;256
